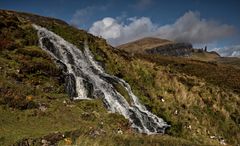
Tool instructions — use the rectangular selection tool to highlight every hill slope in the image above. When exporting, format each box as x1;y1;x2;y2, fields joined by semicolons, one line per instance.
0;10;240;146
117;37;194;56
117;37;173;53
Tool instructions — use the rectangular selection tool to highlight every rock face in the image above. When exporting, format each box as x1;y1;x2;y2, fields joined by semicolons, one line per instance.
33;24;170;134
145;43;193;56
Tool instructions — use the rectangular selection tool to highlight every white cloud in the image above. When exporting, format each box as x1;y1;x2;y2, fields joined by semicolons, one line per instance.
88;11;236;46
89;17;156;45
212;45;240;57
156;11;235;44
89;17;122;39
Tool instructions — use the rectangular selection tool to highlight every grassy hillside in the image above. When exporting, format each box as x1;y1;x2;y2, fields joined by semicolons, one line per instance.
190;51;220;61
0;10;239;146
216;57;240;69
117;37;173;53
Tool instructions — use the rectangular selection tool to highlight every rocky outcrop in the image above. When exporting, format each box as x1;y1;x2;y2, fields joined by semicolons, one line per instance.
145;43;193;56
117;37;194;57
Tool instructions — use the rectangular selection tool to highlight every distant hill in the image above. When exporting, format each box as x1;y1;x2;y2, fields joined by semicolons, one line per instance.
117;37;195;56
117;37;173;53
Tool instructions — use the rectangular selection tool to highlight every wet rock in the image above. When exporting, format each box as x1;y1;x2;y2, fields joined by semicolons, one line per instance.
41;37;62;59
65;73;77;99
83;78;94;98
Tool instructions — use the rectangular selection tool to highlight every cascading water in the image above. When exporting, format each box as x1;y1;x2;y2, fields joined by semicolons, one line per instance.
33;24;170;134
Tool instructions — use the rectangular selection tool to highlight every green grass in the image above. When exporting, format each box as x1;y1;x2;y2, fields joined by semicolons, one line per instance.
0;98;129;146
136;54;240;93
0;10;239;146
59;133;197;146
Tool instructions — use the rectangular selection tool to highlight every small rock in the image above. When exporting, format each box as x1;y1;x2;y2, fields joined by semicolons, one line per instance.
220;139;226;145
207;130;210;135
100;129;106;135
89;129;101;138
94;130;100;136
41;139;49;145
38;103;48;112
187;125;192;130
161;98;165;102
39;105;47;112
117;128;123;134
174;110;178;115
64;138;72;145
210;135;216;139
66;104;75;108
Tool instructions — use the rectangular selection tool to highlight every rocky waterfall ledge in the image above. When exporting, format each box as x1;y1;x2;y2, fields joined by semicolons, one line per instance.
33;24;170;134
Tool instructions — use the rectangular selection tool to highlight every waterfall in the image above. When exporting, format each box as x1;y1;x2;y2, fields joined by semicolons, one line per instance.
33;24;170;134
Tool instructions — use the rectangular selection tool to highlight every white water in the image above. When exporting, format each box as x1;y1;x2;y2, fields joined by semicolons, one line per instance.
33;24;170;134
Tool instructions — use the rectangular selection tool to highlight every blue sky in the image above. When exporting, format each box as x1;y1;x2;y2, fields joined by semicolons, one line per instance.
1;0;240;49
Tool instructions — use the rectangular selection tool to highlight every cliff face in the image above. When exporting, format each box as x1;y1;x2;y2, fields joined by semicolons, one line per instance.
145;42;193;56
